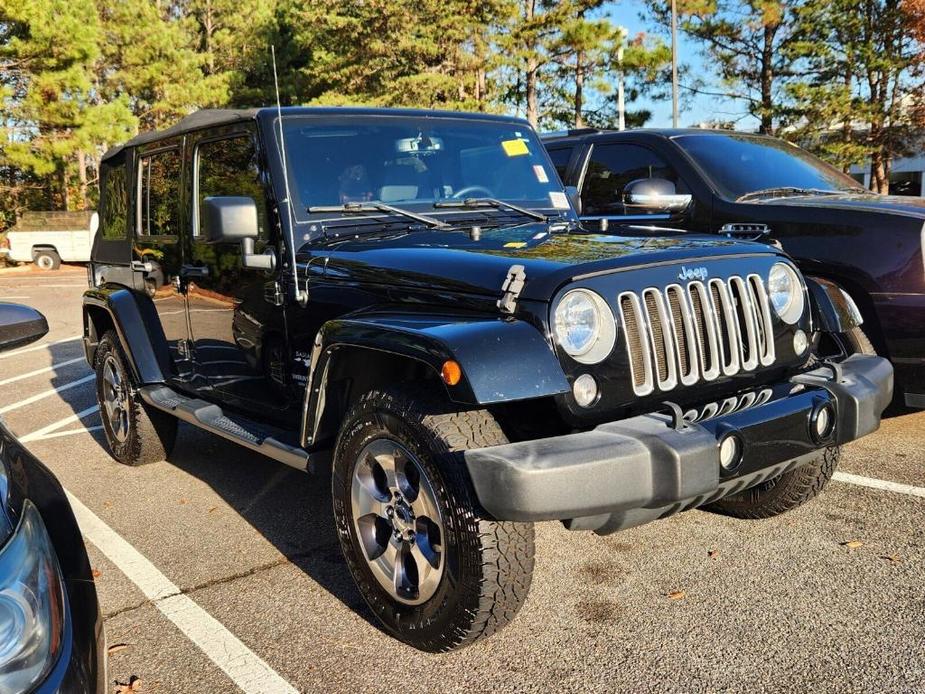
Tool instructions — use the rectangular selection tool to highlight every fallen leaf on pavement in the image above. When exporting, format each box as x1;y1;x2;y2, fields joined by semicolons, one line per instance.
707;550;718;559
114;675;142;693
208;506;218;513
91;568;101;578
179;498;188;505
107;643;130;655
666;590;686;601
879;555;901;564
841;540;864;549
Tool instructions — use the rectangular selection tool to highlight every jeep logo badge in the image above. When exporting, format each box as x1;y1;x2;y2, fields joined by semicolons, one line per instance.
678;266;708;282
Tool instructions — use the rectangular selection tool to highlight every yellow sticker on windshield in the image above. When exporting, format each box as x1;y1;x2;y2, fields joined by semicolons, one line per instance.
502;139;529;157
504;241;528;248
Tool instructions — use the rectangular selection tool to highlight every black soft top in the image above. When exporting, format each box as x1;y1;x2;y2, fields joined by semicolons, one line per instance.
101;106;531;162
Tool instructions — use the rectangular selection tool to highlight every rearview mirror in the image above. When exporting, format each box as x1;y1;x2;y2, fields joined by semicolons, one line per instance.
0;303;48;352
623;178;692;213
202;197;275;271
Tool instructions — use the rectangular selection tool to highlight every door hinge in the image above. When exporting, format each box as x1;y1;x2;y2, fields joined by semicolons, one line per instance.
719;222;771;241
497;264;526;315
264;281;285;306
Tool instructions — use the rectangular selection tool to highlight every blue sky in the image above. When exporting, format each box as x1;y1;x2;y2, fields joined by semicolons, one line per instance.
611;2;759;130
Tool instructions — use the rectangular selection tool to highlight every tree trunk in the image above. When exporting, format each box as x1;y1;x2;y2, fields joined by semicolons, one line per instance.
524;0;538;127
759;23;776;135
58;165;70;211
77;150;88;210
574;53;584;128
869;148;890;194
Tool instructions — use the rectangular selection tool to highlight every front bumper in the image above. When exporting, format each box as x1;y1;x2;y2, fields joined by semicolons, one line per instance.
464;354;893;534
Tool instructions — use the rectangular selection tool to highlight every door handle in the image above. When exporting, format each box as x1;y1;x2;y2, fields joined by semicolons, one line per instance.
131;260;153;272
180;264;210;279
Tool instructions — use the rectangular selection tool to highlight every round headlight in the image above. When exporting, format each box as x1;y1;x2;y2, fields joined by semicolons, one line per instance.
553;289;616;364
768;262;805;324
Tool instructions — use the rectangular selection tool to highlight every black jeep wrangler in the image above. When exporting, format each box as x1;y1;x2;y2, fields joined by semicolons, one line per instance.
83;107;892;652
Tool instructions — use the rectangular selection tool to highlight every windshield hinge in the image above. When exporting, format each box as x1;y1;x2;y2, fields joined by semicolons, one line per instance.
497;264;526;315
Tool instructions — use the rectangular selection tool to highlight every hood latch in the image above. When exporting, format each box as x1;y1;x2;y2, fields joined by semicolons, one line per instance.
497;264;526;315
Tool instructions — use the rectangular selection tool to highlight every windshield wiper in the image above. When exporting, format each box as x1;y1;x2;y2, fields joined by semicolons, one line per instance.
736;186;844;202
308;201;451;229
434;197;549;222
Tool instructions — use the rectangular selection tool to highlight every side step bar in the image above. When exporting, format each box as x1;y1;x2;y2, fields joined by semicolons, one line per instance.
139;385;312;472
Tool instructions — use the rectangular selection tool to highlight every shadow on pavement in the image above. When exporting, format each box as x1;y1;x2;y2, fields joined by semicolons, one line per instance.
163;424;377;630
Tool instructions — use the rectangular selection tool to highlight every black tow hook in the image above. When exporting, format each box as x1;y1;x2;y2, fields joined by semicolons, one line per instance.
661;401;690;431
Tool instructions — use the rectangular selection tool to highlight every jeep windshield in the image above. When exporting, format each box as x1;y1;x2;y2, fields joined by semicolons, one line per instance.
673;132;868;201
279;115;570;227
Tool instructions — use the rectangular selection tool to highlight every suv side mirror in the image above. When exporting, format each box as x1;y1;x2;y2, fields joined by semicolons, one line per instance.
623;178;692;213
202;196;275;271
0;303;48;352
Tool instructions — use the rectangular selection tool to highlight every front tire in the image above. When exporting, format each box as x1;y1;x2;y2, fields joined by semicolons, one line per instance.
95;331;177;465
706;446;839;519
332;386;535;652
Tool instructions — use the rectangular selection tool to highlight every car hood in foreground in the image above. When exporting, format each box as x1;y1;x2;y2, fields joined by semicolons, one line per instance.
305;224;783;301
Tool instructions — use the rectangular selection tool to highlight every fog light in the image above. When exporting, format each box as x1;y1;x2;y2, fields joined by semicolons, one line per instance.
572;374;598;408
718;434;743;472
793;329;808;355
811;403;836;441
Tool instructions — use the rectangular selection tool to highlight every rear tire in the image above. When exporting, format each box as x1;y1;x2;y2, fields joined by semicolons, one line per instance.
332;386;535;652
706;446;839;519
94;331;177;465
34;250;60;271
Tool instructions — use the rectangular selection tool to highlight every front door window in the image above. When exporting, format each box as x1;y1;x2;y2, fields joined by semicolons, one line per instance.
581;144;686;217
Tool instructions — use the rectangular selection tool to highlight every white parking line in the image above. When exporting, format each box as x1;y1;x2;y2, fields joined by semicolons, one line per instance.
19;405;100;443
0;374;95;414
64;491;298;694
0;335;81;360
29;425;103;441
0;357;87;387
0;295;30;299
833;471;925;499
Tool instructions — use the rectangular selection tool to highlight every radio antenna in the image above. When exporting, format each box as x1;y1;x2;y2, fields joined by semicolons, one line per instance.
271;45;307;306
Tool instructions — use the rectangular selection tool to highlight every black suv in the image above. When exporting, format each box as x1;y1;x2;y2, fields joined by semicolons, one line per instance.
543;129;925;408
83;107;891;652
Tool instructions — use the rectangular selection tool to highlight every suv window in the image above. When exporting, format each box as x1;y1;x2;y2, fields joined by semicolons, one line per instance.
138;149;181;236
194;136;267;237
100;158;127;241
582;143;685;216
546;146;573;182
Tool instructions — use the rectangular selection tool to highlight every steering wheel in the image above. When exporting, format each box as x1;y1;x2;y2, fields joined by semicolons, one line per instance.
451;185;495;199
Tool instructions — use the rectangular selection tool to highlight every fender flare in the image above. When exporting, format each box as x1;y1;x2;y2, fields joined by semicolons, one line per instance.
300;314;570;448
804;275;864;334
82;284;172;384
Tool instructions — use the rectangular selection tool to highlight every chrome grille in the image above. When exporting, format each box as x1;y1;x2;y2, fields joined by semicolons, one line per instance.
619;275;776;396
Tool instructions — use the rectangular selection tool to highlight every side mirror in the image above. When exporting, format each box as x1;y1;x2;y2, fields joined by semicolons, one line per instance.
564;185;582;215
202;197;275;271
623;178;692;213
0;303;48;352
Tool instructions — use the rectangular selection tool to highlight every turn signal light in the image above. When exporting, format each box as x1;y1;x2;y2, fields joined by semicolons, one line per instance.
441;360;462;386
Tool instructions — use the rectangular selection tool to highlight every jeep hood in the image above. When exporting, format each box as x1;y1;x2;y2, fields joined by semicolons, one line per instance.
751;192;925;219
306;224;783;301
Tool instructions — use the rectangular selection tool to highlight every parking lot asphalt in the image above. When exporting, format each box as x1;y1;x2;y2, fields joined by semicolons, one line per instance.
0;267;923;693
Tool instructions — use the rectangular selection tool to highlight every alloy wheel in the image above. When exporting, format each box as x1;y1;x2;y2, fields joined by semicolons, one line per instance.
101;355;130;443
350;438;445;605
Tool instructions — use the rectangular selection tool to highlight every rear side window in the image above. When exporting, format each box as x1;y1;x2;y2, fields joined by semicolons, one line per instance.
582;143;686;216
195;136;267;237
138;149;181;236
546;146;573;182
99;158;127;240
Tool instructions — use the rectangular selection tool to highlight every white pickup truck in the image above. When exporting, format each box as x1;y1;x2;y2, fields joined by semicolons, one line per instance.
0;211;98;270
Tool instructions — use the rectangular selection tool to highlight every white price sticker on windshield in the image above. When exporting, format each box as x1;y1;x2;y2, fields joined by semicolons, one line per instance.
533;165;549;183
549;191;570;209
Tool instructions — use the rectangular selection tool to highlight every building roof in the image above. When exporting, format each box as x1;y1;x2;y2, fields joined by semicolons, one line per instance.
103;106;531;161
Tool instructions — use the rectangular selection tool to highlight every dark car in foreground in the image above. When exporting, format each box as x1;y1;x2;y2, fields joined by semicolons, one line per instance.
543;129;925;408
0;303;105;692
82;107;891;652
